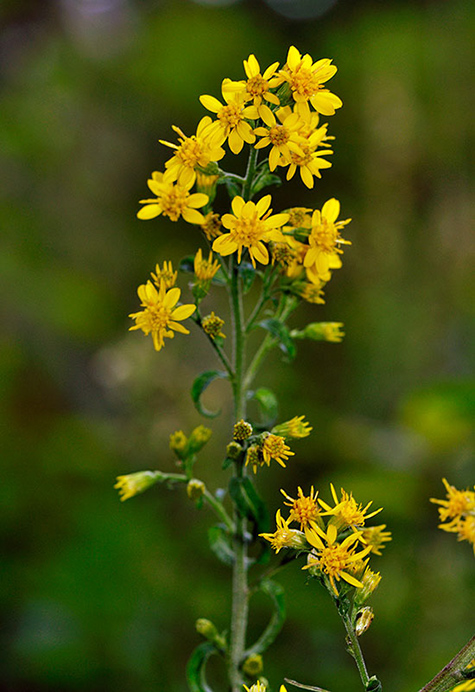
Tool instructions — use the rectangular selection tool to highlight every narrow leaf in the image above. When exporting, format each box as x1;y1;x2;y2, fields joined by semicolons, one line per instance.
208;525;235;566
191;370;228;418
248;387;279;428
245;579;286;657
186;642;217;692
259;318;296;361
229;477;269;533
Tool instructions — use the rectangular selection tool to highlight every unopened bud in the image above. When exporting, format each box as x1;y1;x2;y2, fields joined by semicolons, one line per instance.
187;479;206;501
233;419;253;441
355;606;374;636
226;441;243;460
114;471;161;501
169;430;188;460
355;568;382;606
291;322;345;343
196;618;218;640
242;653;263;677
188;425;212;454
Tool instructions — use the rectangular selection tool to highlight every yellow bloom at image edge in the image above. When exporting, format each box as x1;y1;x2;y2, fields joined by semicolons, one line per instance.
129;280;196;351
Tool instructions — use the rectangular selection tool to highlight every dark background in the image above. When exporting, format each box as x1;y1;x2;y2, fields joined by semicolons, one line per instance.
1;0;474;690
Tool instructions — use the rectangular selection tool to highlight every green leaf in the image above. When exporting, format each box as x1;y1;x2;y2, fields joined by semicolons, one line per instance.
248;387;279;428
191;370;228;418
229;477;269;533
208;524;234;566
186;642;218;692
245;579;286;657
259;318;296;361
238;261;256;294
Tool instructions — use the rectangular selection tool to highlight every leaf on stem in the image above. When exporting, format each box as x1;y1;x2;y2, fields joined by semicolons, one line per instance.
208;524;235;566
229;477;269;534
248;387;279;429
186;641;219;692
258;318;296;362
191;370;228;418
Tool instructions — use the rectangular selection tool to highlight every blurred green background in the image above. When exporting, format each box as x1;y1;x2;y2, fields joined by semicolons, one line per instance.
1;0;474;690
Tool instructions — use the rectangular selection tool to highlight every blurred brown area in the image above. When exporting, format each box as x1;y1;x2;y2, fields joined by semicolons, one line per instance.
1;0;474;690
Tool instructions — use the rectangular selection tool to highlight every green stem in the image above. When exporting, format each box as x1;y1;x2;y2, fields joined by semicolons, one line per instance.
340;610;370;688
203;488;234;533
229;256;249;692
417;635;475;692
241;146;259;201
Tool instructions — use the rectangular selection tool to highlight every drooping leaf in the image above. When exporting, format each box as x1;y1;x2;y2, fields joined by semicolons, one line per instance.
186;642;218;692
208;524;234;566
229;476;269;533
248;387;279;428
259;318;296;361
191;370;228;418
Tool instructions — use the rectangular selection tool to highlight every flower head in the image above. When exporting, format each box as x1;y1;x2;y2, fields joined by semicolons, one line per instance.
129;280;196;352
261;433;294;468
201;211;222;240
272;415;312;440
223;53;280;120
260;509;306;553
431;478;475;523
160;117;225;187
114;471;159;501
202;312;226;340
303;199;351;274
212;195;289;267
138;171;209;224
194;248;220;282
319;484;382;532
151;260;177;290
304;523;372;596
276;46;342;117
360;525;392;556
200;87;258;155
281;486;321;530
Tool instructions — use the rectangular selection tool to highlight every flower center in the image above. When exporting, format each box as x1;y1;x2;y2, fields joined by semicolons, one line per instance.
320;544;350;578
231;215;264;245
161;187;191;221
311;222;338;253
246;75;268;97
177;137;203;167
269;124;289;146
218;102;243;129
290;67;323;99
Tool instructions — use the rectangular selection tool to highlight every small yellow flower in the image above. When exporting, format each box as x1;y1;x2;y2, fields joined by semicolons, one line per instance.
170;430;188;458
200;87;258;155
151;260;177;290
278;114;334;189
272;415;312;440
297;281;326;304
253;106;303;171
276;45;343;117
260;509;306;553
360;525;392;556
233;419;253;441
319;484;382;532
114;471;159;501
223;53;280;120
242;653;264;677
243;682;267;692
137;171;208;224
212;195;289;267
129;280;196;352
160;117;225;187
261;433;294;468
303;523;372;596
202;312;226;340
188;425;213;454
194;248;220;282
281;486;320;530
304;199;351;274
430;478;475;523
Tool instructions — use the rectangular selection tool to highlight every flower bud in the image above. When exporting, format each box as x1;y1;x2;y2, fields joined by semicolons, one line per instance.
188;425;212;454
233;419;253;441
292;322;345;343
196;618;218;640
242;653;263;677
355;568;382;606
187;479;206;501
169;430;188;460
114;471;160;501
202;312;226;340
355;606;374;636
226;440;243;460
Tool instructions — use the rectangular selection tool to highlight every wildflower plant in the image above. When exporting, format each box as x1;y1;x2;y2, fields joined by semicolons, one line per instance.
117;47;475;692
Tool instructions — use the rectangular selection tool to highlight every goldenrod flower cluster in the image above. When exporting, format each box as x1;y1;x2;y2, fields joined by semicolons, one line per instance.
261;484;391;598
129;47;351;351
431;478;475;554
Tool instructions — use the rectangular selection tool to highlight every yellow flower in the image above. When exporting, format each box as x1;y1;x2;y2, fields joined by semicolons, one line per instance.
259;509;306;553
303;199;351;274
272;415;312;440
194;248;220;282
430;478;475;523
318;484;382;532
296;281;326;304
129;280;196;352
201;211;222;241
261;433;294;468
160;117;225;187
281;124;334;189
137;171;208;224
223;53;280;120
281;486;321;530
452;661;475;692
202;312;226;340
200;87;258;155
360;525;392;556
303;523;372;596
114;471;159;501
212;195;289;267
243;682;267;692
253;106;303;171
276;45;343;117
151;260;177;290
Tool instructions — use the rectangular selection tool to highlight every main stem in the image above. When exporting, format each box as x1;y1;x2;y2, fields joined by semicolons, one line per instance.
229;256;249;692
341;611;370;688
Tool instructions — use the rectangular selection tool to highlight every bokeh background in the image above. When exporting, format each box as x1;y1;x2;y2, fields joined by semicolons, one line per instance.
1;0;474;690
